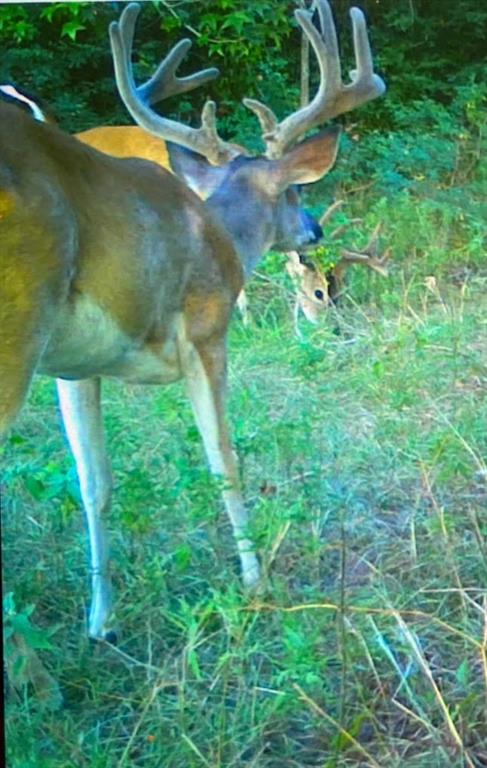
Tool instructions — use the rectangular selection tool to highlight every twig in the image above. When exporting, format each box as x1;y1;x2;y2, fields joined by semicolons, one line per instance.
344;179;375;196
292;683;382;768
420;464;466;611
368;616;429;723
392;698;438;735
247;466;322;503
392;610;476;768
430;406;486;474
102;639;164;674
117;678;170;768
266;520;292;571
246;602;483;650
337;516;348;741
482;594;487;723
181;733;212;767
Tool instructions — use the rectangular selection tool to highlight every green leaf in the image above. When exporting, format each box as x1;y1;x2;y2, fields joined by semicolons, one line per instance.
174;544;192;572
7;433;27;445
41;2;82;23
372;359;385;378
61;20;86;41
188;649;202;681
455;658;471;687
10;614;54;650
221;11;252;35
40;5;60;23
24;475;45;500
3;591;16;615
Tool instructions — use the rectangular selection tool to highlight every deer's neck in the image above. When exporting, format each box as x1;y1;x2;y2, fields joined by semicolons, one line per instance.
206;191;272;281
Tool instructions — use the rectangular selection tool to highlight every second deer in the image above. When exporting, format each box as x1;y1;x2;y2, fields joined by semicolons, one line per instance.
287;200;391;332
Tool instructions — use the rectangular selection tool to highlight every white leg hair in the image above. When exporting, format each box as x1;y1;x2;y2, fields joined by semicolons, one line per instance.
56;377;113;640
183;343;260;587
236;289;250;327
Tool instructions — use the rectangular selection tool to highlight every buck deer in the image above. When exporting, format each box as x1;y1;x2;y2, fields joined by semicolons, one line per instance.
0;71;258;643
1;1;384;642
75;0;385;323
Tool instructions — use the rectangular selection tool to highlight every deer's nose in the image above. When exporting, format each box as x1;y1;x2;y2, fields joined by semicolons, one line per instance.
301;211;323;245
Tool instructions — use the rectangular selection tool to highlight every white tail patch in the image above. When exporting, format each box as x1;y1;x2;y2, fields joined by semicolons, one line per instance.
0;84;47;123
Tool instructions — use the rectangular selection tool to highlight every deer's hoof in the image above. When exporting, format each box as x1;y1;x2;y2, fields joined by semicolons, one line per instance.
103;629;118;645
89;627;118;646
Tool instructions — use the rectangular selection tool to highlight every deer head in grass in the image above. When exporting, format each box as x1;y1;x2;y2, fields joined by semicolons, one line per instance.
287;199;391;332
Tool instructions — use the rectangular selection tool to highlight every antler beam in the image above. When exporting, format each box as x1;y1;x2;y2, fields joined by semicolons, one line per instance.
109;3;241;165
339;223;390;277
244;0;386;159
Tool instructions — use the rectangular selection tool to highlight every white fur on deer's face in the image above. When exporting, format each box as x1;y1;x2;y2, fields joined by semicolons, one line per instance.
286;251;329;322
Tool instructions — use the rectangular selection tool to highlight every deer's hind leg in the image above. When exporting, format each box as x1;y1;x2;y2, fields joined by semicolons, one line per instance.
57;377;115;641
0;209;73;435
0;273;53;435
0;355;37;438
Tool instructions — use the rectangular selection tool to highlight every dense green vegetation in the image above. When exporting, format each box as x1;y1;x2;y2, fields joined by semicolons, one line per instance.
1;1;486;766
1;0;486;138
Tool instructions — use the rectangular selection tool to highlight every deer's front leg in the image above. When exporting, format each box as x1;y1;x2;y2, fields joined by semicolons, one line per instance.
182;342;260;588
56;377;114;641
236;289;250;327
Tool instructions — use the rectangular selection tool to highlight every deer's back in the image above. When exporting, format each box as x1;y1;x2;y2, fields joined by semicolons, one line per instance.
0;103;242;382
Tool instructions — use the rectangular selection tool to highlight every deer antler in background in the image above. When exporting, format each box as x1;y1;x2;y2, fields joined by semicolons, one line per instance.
288;205;391;328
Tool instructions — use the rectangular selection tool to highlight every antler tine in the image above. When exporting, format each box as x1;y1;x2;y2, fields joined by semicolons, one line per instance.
138;39;221;104
299;0;341;93
340;222;390;276
329;219;361;240
109;3;242;165
319;199;344;227
318;200;362;240
199;100;232;162
114;3;219;104
363;221;382;254
350;8;374;85
110;3;138;100
241;98;278;140
243;0;385;159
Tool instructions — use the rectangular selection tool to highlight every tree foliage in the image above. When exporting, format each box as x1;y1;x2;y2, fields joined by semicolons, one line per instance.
1;1;484;131
0;1;485;206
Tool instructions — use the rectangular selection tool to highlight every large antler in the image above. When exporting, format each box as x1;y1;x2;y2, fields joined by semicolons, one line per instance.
292;207;390;315
338;223;390;278
320;203;390;278
243;0;385;159
109;3;242;165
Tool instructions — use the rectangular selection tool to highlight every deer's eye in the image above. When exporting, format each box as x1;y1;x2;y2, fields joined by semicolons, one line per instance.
315;289;325;301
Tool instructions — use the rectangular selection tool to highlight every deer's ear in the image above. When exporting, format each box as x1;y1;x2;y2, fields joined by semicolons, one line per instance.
286;251;305;278
167;143;228;200
266;126;341;193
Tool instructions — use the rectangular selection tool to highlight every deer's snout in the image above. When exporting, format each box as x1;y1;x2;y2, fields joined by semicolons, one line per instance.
300;210;323;247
